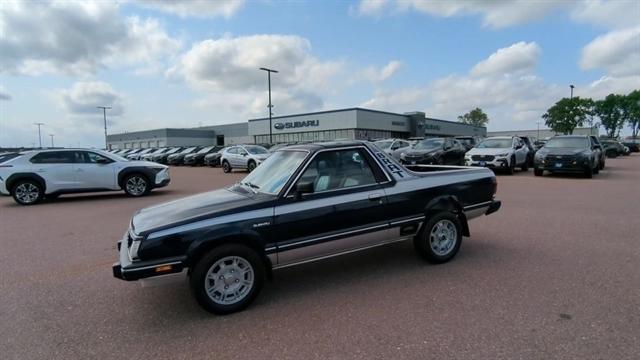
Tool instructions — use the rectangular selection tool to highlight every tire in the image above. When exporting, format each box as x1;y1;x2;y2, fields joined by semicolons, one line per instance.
247;160;256;172
534;168;543;176
521;160;529;172
584;166;593;179
593;164;599;175
222;161;231;173
190;244;265;315
11;179;44;205
414;212;462;264
506;156;515;175
599;158;605;170
123;173;150;197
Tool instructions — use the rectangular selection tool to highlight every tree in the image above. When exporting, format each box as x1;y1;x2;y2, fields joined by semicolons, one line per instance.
623;90;640;139
458;107;489;127
595;94;625;138
542;97;588;135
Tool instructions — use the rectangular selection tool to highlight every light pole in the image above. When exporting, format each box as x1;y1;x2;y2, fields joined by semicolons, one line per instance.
570;84;574;99
34;122;44;148
536;120;541;139
49;134;54;148
259;67;278;144
97;106;111;149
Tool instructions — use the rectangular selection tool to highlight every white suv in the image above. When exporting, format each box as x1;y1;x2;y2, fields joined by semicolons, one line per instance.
220;145;271;173
0;149;170;205
465;136;529;174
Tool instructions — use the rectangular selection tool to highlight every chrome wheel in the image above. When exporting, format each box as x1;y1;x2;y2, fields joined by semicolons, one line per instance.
125;176;147;196
429;219;457;256
14;183;40;204
204;256;254;305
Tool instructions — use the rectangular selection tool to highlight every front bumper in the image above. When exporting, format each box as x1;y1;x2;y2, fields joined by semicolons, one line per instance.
112;236;187;281
154;169;171;187
534;158;590;172
465;157;510;169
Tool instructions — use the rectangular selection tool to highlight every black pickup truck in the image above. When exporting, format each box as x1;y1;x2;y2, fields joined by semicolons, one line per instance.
113;141;501;314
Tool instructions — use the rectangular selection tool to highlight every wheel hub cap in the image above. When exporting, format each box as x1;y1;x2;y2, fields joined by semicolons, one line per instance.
429;219;457;256
126;177;147;195
15;183;39;203
205;256;254;305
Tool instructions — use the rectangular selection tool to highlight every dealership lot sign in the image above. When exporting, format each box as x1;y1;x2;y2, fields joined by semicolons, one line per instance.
274;120;320;130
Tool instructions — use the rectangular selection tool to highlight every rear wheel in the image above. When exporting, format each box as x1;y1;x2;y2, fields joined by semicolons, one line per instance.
414;212;462;264
521;159;529;172
123;174;150;196
222;160;231;173
11;180;43;205
190;244;265;315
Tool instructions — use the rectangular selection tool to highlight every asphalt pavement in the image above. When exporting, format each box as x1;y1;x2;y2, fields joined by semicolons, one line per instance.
1;156;639;360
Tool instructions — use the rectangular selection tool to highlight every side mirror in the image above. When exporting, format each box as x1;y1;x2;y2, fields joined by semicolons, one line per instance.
241;152;248;156
96;158;109;164
295;181;314;199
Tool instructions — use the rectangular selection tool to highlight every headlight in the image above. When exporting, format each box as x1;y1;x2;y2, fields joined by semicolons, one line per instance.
400;153;406;160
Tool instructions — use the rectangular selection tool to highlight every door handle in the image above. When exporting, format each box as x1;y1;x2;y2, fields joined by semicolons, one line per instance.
368;193;383;201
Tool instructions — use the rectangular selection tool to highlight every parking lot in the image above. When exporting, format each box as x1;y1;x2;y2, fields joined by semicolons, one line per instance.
1;155;639;360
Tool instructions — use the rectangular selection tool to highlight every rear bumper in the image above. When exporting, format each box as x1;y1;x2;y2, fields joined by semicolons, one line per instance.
113;238;187;281
486;200;501;215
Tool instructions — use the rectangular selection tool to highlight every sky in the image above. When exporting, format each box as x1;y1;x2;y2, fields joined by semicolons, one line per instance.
0;0;639;148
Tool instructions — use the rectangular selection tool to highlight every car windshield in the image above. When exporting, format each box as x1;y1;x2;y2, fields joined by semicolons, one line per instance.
238;150;308;195
197;146;214;154
374;140;393;150
456;138;473;145
151;148;165;154
414;138;444;150
96;149;128;162
477;139;512;148
245;146;269;155
165;148;181;154
546;138;589;148
180;147;197;154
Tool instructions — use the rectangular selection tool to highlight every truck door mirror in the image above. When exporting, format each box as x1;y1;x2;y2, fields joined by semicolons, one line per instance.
295;181;314;200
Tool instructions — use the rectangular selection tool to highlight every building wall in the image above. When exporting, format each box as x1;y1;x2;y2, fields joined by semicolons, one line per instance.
487;127;598;139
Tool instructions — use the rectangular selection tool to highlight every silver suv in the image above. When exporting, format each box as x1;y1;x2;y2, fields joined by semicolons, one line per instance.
220;145;271;173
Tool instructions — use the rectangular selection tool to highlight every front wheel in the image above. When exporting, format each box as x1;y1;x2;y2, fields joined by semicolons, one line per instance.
584;166;593;179
521;160;529;172
190;244;265;315
414;212;462;264
11;180;43;205
123;174;150;197
506;156;515;175
534;168;543;176
222;161;231;173
247;160;256;172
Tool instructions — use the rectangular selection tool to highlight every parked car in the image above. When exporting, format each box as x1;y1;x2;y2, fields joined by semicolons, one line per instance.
152;147;183;164
589;135;606;170
601;140;625;158
112;141;501;314
465;136;529;174
141;148;168;161
622;139;639;152
407;137;424;146
127;148;155;160
534;135;601;178
204;147;227;167
517;136;537;166
400;137;466;165
184;146;221;166
268;143;294;152
534;139;547;151
0;149;170;205
167;146;201;166
373;139;412;160
454;136;481;151
220;145;271;173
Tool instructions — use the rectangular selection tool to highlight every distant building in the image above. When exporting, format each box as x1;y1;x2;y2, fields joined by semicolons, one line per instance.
487;127;599;139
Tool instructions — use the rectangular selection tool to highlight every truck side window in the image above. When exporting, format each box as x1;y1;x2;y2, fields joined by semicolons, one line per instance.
298;149;377;192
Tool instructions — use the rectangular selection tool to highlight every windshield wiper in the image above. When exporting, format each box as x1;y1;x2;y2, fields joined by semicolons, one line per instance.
239;181;260;193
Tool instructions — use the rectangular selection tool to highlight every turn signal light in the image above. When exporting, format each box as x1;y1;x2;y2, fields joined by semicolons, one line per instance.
155;265;173;273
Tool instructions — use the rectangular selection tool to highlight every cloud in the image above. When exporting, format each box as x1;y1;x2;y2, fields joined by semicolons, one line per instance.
359;60;402;83
571;0;640;29
471;42;540;77
356;0;565;28
168;34;345;117
0;86;10;101
132;0;245;18
58;81;125;118
580;26;640;77
0;1;181;76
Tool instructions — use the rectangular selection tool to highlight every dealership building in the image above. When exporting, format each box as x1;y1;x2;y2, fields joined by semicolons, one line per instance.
107;107;485;149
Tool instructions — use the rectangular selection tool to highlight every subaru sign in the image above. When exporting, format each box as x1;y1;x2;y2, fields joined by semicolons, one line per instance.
273;120;319;130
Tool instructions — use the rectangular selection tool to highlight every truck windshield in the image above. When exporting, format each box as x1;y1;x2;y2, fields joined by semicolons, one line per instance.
546;138;589;148
238;150;308;195
414;138;444;150
477;139;512;148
